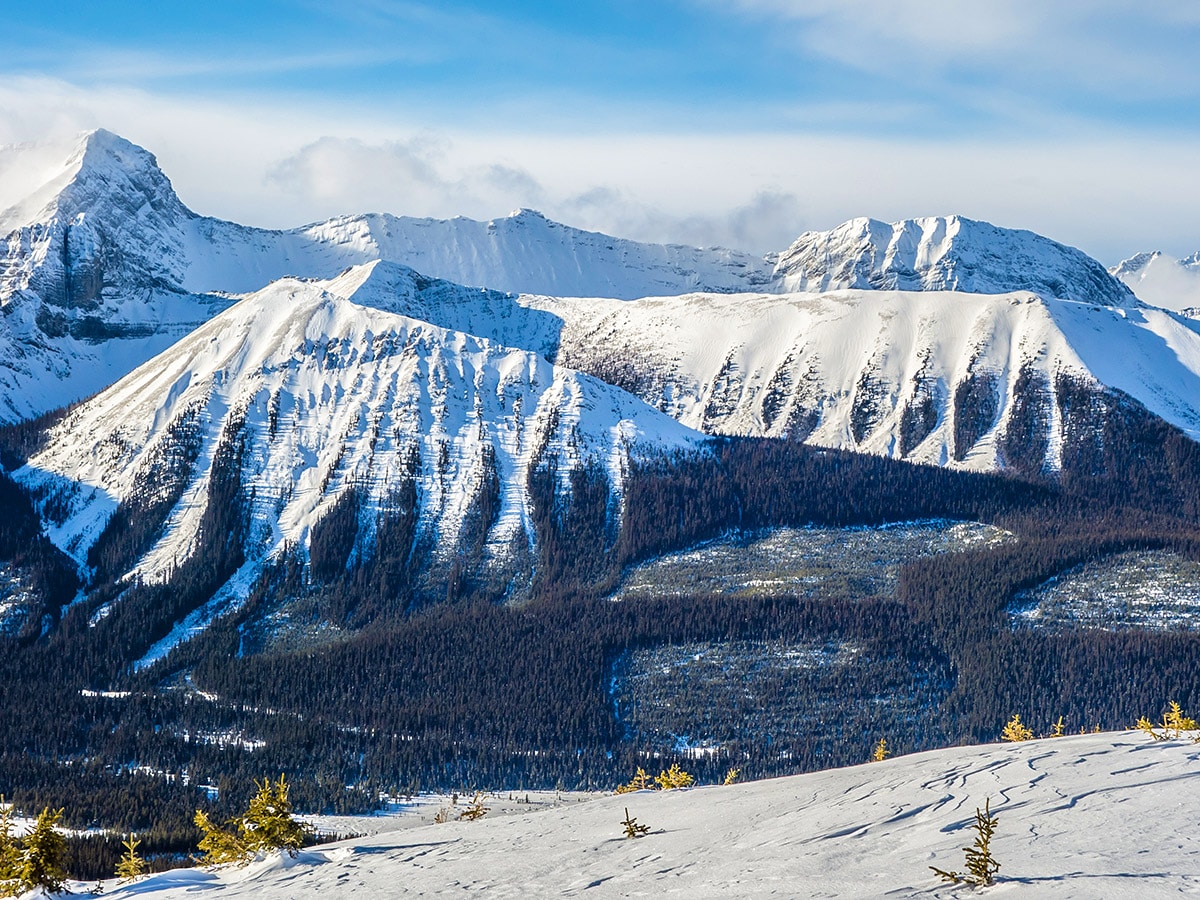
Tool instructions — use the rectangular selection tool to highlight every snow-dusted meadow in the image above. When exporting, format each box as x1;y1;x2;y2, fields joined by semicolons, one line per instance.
77;731;1200;898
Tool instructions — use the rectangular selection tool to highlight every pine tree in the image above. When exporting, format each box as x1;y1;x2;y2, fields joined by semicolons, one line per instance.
0;798;18;898
654;764;694;790
239;775;311;856
615;767;652;794
871;738;890;762
115;834;147;883
1001;714;1033;742
930;797;1001;887
722;767;741;785
17;807;68;896
1049;716;1065;738
194;811;247;866
196;775;312;865
1162;701;1197;738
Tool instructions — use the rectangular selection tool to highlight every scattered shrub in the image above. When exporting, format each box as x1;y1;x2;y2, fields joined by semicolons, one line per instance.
621;808;650;839
654;764;694;790
931;797;1001;887
195;775;312;866
1001;715;1033;743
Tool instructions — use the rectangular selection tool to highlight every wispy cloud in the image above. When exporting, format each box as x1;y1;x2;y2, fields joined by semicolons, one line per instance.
712;0;1200;101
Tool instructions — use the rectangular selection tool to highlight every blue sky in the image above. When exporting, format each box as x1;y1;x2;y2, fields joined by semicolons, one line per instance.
0;1;1197;258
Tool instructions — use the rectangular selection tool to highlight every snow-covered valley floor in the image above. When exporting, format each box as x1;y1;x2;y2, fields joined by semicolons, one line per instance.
88;732;1199;898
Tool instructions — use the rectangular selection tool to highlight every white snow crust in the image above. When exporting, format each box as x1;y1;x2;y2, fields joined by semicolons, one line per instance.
80;732;1200;899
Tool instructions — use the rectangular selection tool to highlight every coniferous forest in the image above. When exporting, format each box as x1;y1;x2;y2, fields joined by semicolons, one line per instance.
3;383;1200;880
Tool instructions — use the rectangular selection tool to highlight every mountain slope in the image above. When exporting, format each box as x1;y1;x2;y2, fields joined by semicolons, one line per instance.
330;269;1200;474
549;290;1200;467
1112;250;1200;313
86;732;1200;899
12;275;702;624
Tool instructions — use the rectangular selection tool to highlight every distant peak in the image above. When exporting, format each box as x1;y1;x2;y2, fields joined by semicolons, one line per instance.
507;208;547;220
1110;251;1162;278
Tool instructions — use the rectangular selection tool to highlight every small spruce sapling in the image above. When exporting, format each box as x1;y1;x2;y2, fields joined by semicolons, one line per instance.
116;834;147;883
615;767;652;794
930;797;1001;887
1137;701;1198;741
0;798;19;898
871;738;890;762
1001;714;1033;742
194;811;248;866
0;801;18;897
195;774;312;865
1049;716;1065;738
240;775;310;856
722;767;741;786
1162;701;1197;738
621;808;650;839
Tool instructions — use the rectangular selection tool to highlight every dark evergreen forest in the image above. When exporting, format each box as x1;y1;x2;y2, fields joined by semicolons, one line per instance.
2;383;1200;880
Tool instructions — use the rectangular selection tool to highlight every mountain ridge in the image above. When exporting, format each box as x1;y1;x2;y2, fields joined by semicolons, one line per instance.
0;130;1153;425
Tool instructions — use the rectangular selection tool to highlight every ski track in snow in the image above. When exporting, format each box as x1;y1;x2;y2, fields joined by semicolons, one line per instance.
84;733;1200;899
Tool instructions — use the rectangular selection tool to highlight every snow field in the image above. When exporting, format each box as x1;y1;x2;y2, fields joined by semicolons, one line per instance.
83;732;1200;899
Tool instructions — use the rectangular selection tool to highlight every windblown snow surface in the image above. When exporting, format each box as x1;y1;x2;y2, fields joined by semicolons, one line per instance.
80;732;1200;898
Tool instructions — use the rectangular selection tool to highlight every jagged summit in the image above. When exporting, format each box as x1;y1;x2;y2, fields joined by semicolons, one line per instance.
772;214;1136;307
0;128;185;238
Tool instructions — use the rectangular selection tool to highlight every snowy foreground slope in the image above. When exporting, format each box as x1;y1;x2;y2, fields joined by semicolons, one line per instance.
91;732;1200;899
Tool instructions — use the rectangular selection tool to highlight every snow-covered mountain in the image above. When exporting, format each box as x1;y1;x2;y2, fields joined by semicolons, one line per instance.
6;129;1197;481
0;131;769;422
13;273;701;620
546;289;1200;472
326;267;1200;474
1112;250;1200;314
82;731;1200;899
0;131;1148;426
771;215;1136;307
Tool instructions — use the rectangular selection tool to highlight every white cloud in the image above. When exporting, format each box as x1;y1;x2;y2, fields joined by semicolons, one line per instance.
0;76;1197;263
